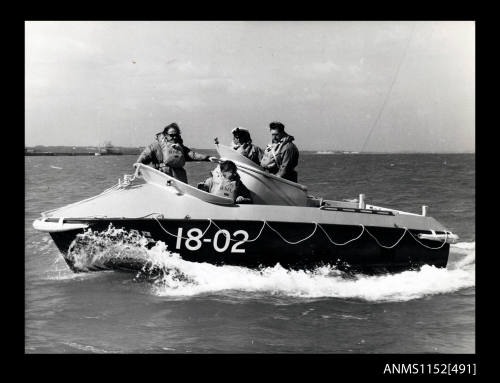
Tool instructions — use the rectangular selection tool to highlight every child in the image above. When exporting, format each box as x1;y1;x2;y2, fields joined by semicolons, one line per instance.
198;160;253;204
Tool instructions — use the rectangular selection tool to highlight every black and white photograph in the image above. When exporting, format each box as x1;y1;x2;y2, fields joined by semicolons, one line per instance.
25;21;475;359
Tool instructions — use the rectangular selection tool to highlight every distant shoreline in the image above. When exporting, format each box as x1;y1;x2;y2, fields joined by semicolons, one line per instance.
24;151;474;157
24;145;475;156
24;146;475;156
25;146;141;156
25;152;125;156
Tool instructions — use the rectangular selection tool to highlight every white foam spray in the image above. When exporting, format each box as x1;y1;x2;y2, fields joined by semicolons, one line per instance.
65;226;475;302
67;226;155;272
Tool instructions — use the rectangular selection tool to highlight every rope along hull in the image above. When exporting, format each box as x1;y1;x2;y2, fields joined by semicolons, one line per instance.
49;219;449;274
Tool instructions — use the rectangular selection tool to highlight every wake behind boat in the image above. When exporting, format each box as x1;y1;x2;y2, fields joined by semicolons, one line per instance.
33;144;458;274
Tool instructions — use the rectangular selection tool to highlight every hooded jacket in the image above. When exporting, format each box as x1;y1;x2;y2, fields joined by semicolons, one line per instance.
260;133;299;182
232;142;264;166
136;133;210;183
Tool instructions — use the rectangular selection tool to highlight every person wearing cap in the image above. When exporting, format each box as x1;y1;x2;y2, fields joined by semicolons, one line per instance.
197;160;253;204
231;127;264;166
260;121;299;182
136;122;217;184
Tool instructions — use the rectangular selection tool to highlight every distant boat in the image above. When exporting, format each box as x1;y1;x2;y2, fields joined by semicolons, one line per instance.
316;150;335;154
95;141;122;156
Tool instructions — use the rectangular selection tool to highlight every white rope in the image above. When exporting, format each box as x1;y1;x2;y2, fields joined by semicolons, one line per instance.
363;226;408;249
140;213;164;219
209;220;267;242
209;220;234;240
150;216;446;251
245;221;267;243
117;173;138;189
153;216;212;241
264;222;318;245
317;224;365;246
407;230;448;250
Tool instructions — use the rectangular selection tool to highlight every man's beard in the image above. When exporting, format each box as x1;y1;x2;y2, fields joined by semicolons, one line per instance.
167;137;180;144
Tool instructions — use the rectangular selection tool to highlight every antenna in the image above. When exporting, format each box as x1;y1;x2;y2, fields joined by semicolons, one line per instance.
360;23;416;153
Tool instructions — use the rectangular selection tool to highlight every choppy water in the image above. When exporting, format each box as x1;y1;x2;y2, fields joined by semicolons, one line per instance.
25;153;475;353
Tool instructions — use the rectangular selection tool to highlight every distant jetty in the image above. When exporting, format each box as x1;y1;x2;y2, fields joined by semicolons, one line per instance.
25;144;141;156
315;150;360;155
94;141;123;156
25;151;99;156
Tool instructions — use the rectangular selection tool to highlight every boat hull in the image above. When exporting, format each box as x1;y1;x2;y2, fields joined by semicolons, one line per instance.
49;218;449;274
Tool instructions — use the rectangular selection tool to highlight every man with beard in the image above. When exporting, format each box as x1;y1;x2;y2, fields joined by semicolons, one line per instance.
136;123;217;184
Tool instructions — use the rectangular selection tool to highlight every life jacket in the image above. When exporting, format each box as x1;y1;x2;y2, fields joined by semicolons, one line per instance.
157;135;186;168
260;141;282;170
209;171;238;200
210;165;225;184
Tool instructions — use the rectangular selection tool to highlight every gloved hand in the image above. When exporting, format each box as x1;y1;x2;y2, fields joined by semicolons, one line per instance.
208;156;219;163
236;196;251;204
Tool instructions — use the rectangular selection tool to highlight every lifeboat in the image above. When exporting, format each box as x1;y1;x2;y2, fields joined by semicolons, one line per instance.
33;144;459;274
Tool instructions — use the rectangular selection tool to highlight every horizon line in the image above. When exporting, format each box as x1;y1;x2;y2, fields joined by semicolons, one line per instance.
24;145;475;154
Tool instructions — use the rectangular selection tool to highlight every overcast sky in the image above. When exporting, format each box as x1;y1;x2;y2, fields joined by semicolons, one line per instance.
25;21;474;152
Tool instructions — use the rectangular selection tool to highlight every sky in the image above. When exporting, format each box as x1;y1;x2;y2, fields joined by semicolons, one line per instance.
25;21;475;152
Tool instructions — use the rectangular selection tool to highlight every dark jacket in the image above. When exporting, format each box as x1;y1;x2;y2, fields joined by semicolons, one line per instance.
260;133;299;182
137;134;209;183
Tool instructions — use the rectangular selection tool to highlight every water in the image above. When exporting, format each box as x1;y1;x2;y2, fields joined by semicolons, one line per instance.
25;153;475;353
